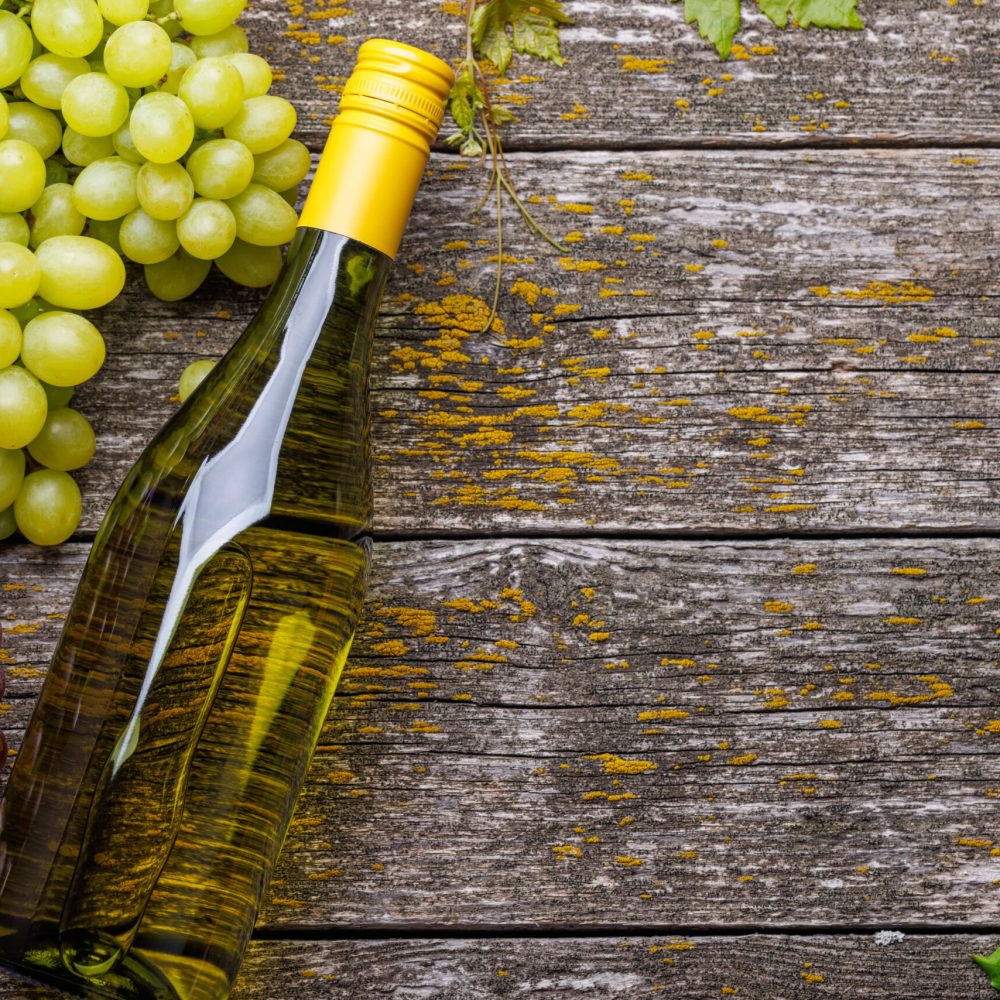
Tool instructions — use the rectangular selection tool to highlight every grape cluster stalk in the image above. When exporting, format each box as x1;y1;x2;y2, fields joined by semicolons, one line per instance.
0;0;310;545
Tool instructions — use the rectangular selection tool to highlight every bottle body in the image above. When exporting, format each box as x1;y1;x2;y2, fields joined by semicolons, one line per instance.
0;230;390;999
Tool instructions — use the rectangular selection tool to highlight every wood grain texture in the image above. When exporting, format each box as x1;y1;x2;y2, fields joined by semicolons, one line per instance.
4;539;999;930
68;148;1000;534
0;934;994;1000
250;0;1000;148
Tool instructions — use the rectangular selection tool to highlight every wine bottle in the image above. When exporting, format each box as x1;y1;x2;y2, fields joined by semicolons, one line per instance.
0;39;453;1000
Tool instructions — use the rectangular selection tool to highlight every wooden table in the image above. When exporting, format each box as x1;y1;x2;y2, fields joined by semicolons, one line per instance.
3;2;1000;996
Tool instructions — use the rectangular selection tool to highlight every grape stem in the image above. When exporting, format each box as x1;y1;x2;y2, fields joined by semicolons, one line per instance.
458;0;568;334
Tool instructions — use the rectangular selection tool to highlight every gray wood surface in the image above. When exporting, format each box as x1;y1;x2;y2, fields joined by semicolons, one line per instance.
5;539;999;930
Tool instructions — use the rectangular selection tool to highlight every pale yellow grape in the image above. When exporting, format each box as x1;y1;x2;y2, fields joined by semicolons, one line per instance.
136;160;194;220
27;408;96;471
0;213;30;247
215;239;281;288
144;249;211;301
21;311;106;386
161;43;198;94
61;73;131;138
31;0;104;59
130;92;195;163
0;12;34;89
20;55;90;110
87;218;123;254
223;96;296;154
5;104;63;160
0;95;8;142
72;156;140;220
186;139;254;199
35;236;126;310
104;21;173;88
178;359;216;402
0;141;46;213
0;366;47;449
29;184;86;248
189;24;248;58
62;128;115;167
120;207;179;264
252;139;311;192
112;124;147;165
0;243;41;309
14;469;82;546
178;58;244;130
222;53;272;98
176;199;237;260
0;505;15;540
227;183;298;246
174;0;246;36
0;447;25;510
0;310;21;368
98;0;150;24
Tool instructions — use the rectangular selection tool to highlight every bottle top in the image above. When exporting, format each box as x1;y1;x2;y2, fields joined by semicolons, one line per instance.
298;39;455;258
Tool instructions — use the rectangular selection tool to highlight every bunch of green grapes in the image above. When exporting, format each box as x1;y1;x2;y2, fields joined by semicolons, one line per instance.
0;0;311;546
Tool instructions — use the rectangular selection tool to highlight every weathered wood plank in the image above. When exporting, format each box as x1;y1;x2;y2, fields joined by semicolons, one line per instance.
249;0;1000;148
4;539;999;928
65;148;1000;534
0;935;996;1000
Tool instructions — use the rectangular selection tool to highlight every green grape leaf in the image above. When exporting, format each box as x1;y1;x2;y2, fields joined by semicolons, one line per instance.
757;0;863;29
681;0;742;59
472;0;569;73
972;946;1000;991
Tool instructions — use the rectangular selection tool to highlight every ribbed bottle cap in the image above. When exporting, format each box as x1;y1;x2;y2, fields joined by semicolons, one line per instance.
341;39;454;147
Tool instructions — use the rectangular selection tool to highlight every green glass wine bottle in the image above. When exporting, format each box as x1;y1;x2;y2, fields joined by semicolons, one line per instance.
0;39;453;1000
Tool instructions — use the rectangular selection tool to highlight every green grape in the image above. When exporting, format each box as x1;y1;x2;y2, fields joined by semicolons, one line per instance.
136;160;194;220
5;103;64;160
144;249;210;301
0;310;21;368
277;186;299;207
29;183;87;248
119;207;179;264
0;505;16;541
0;213;31;247
34;235;126;310
19;54;90;110
0;242;41;309
221;53;272;98
61;72;131;138
174;0;246;36
62;128;115;168
72;156;140;220
27;407;96;471
148;0;182;38
10;299;49;326
161;42;197;94
0;140;46;213
223;95;296;154
0;366;47;449
177;57;244;130
226;183;297;247
130;92;195;163
98;0;150;26
112;124;147;165
215;238;281;288
176;198;236;260
20;311;106;386
0;12;34;89
0;447;26;510
189;24;248;58
0;95;8;143
104;21;173;88
252;138;311;192
13;469;82;546
87;217;123;254
178;358;215;401
31;0;104;59
42;381;75;408
186;138;254;200
45;160;69;186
